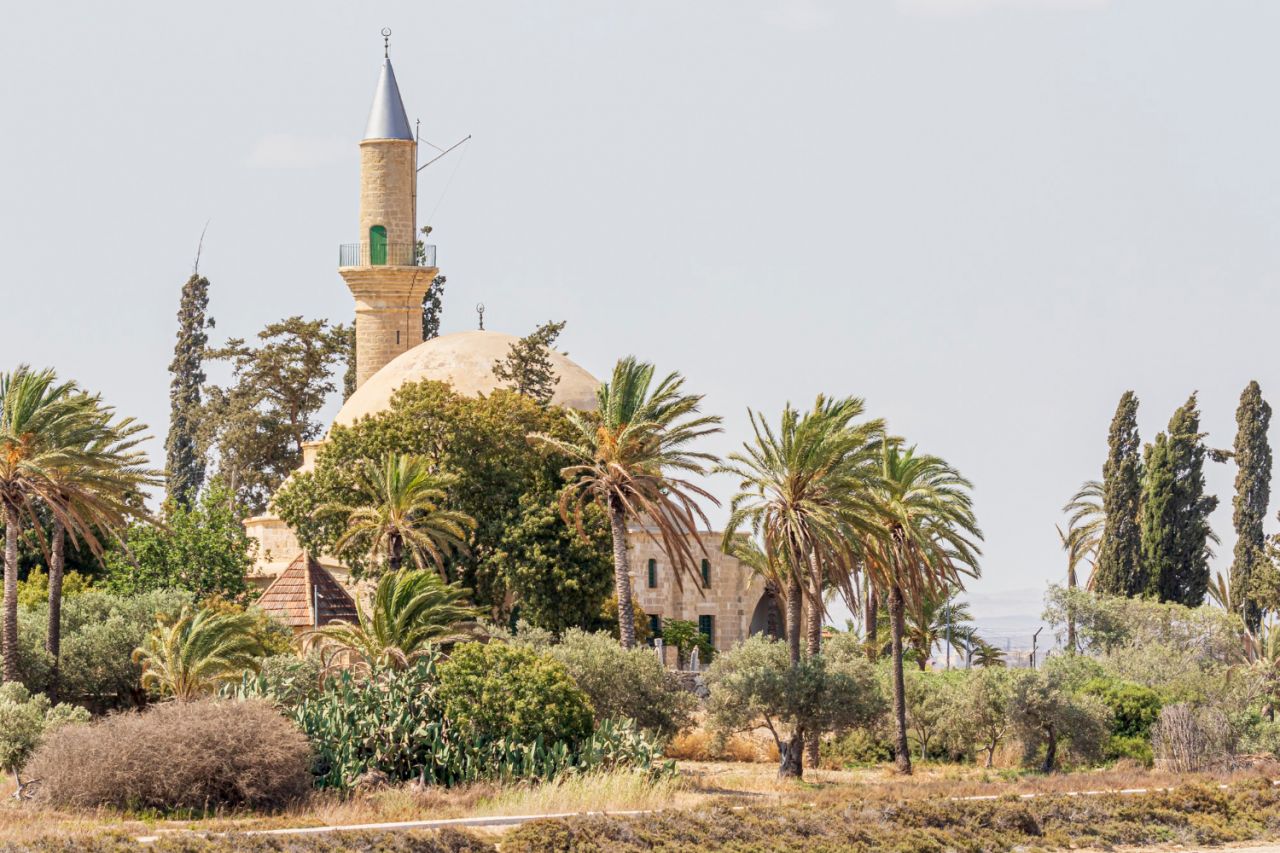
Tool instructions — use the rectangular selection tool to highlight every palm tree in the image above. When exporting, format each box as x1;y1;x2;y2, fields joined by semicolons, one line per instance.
1208;570;1240;613
529;357;722;649
1063;480;1104;590
971;640;1007;668
132;606;265;700
44;401;155;698
322;453;474;576
863;443;982;775
305;568;480;672
0;367;155;682
904;587;978;670
715;396;883;778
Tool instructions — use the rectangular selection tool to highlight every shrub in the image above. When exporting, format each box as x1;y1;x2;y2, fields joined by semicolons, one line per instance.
17;566;91;609
953;666;1015;768
17;589;192;710
541;629;694;738
295;658;666;790
0;682;88;791
661;619;713;667
1081;676;1161;764
1152;702;1234;771
26;698;312;811
436;642;594;746
821;728;892;768
224;653;325;708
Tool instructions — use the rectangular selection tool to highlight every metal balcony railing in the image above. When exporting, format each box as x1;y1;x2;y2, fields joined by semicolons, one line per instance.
338;242;437;267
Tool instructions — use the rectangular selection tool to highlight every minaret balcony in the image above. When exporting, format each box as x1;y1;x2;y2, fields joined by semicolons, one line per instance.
338;242;436;268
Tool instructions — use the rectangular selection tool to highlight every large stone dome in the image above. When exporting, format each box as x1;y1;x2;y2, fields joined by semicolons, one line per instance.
333;330;599;428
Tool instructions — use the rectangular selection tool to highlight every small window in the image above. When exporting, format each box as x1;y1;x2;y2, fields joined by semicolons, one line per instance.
647;558;657;588
698;614;715;648
701;558;711;589
648;614;662;640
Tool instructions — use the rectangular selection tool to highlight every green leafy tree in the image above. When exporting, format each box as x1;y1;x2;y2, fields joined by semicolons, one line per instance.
493;320;567;405
904;588;978;670
320;454;473;575
132;605;265;701
529;357;722;650
491;491;614;634
1141;394;1219;606
274;380;601;614
957;666;1014;767
165;272;211;507
416;226;446;342
1232;381;1271;631
903;669;962;761
862;444;982;775
1011;663;1111;772
202;316;349;513
103;482;253;602
705;635;885;779
305;569;480;673
1095;391;1144;597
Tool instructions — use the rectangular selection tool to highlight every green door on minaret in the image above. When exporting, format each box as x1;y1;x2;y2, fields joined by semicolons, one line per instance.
369;225;388;265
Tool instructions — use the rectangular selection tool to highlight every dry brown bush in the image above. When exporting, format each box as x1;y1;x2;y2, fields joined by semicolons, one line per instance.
1152;703;1234;772
665;729;771;762
25;698;312;812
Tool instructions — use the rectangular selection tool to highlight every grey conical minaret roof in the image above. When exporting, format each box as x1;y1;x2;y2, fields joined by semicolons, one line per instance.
363;57;414;141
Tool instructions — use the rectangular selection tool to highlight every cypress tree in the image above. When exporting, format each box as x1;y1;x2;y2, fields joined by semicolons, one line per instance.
1142;394;1217;606
1231;381;1271;631
165;273;211;507
1095;391;1144;597
422;274;446;342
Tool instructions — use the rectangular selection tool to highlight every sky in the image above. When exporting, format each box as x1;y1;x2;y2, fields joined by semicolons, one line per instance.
3;0;1279;647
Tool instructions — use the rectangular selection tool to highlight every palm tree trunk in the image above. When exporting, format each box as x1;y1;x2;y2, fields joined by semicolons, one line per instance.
889;583;912;775
1066;566;1077;653
805;571;823;769
607;502;637;649
3;504;19;683
785;572;803;666
864;583;879;661
46;520;65;703
389;532;404;573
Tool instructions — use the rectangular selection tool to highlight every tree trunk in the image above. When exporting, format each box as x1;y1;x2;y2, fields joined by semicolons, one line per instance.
805;574;822;769
46;520;65;703
864;584;879;661
778;725;805;779
785;573;803;666
3;504;19;683
608;502;637;649
889;583;912;774
1042;726;1057;773
388;532;403;573
984;746;995;769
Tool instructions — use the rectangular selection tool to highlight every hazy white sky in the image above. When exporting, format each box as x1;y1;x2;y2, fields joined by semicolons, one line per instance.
3;1;1278;640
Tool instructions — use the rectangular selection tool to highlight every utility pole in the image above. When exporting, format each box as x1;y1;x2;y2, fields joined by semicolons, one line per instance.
1031;627;1043;670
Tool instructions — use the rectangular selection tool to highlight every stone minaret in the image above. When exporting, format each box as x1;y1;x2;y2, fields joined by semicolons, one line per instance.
340;46;439;389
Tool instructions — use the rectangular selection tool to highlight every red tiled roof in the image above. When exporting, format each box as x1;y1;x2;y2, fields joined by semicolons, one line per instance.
257;553;359;629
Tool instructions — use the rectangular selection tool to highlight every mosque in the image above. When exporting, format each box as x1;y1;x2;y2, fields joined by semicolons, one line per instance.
247;41;783;659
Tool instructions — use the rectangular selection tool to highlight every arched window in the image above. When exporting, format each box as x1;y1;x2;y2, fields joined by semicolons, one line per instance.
647;558;657;588
369;225;388;265
701;558;711;589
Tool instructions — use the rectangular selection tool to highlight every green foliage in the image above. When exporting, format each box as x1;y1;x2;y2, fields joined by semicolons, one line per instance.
1011;661;1112;771
224;652;325;708
103;483;254;602
132;605;265;700
902;669;964;761
0;682;87;776
954;666;1015;767
306;568;480;672
821;728;893;768
294;658;667;790
660;618;713;667
274;380;605;619
539;629;695;738
1082;677;1161;740
17;589;191;709
436;643;594;746
1140;394;1218;606
17;566;91;609
1232;381;1271;631
705;635;885;756
1096;391;1144;597
494;491;613;634
166;272;211;507
492;320;567;405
